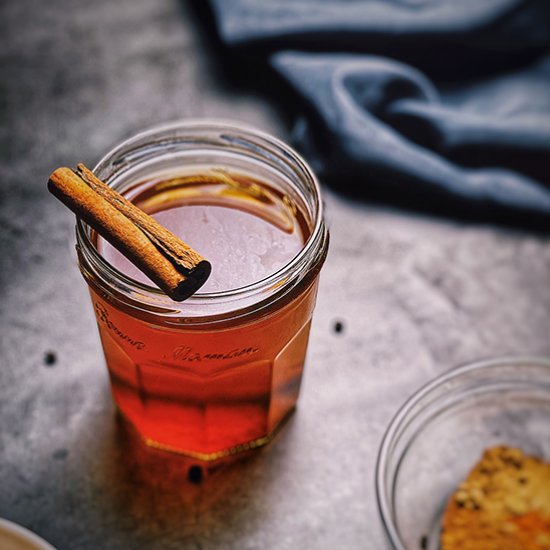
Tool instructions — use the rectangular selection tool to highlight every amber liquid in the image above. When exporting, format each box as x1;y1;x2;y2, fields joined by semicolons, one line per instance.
90;173;322;461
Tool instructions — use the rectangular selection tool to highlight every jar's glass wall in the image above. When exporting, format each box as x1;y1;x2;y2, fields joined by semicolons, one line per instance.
75;121;329;461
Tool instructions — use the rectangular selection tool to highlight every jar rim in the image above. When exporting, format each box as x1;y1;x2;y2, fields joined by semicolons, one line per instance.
374;355;550;550
75;119;328;317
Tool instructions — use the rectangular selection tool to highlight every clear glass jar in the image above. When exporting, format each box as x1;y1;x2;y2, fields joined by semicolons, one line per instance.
376;357;550;549
75;120;329;462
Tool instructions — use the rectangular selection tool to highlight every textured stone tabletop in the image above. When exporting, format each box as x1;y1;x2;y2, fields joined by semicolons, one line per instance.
2;2;550;549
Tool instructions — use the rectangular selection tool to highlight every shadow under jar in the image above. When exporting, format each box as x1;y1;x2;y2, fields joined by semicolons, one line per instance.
76;121;329;463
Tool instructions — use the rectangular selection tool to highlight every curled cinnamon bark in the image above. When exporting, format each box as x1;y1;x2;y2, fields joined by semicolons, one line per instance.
48;165;211;301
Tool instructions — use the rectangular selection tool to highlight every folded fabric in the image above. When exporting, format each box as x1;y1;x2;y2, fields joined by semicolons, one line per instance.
204;0;550;226
207;0;550;53
273;52;550;218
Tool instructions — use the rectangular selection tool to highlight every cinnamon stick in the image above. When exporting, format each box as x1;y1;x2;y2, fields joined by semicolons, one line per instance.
48;165;211;301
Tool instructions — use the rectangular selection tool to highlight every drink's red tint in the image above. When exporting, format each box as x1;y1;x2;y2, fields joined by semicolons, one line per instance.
89;174;322;461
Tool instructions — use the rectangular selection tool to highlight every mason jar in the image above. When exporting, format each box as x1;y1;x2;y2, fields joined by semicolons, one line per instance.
75;120;329;462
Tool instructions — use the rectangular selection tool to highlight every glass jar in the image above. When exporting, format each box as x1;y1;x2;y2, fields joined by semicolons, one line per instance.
75;120;329;462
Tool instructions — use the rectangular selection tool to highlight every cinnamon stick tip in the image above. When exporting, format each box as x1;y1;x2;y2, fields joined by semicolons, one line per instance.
168;261;211;301
172;278;200;302
47;166;75;185
189;260;212;286
171;281;195;302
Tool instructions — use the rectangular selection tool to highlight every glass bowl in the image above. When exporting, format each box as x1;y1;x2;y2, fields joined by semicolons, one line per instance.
375;357;550;550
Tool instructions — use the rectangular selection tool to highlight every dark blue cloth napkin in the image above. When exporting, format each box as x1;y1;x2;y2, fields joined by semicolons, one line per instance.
204;0;550;227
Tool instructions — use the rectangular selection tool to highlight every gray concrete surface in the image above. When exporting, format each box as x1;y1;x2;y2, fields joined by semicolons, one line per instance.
2;1;550;549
